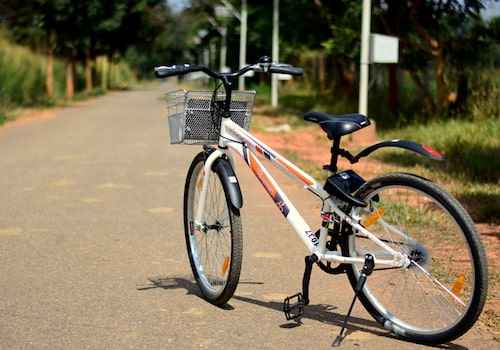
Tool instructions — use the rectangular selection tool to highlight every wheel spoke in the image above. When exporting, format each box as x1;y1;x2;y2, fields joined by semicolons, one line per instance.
187;163;234;297
348;179;479;336
411;261;466;307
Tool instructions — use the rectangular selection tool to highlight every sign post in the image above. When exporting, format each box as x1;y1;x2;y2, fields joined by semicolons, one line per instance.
358;0;372;116
271;0;279;107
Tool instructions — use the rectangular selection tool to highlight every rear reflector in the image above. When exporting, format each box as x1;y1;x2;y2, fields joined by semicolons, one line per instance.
422;144;444;159
363;208;384;227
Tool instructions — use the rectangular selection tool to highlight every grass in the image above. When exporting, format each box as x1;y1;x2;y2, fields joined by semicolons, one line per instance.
0;30;136;123
377;118;500;223
378;119;500;182
0;31;62;118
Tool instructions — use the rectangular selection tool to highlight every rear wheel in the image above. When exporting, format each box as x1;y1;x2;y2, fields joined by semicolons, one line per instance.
343;173;487;344
183;152;243;305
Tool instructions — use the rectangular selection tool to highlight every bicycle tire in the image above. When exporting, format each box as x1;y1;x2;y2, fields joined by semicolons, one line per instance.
183;152;243;305
342;173;487;344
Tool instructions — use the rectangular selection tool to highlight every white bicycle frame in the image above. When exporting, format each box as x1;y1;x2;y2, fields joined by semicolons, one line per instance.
194;117;410;268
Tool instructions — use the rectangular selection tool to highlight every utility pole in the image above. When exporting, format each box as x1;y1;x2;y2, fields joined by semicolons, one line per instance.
358;0;372;116
216;1;246;75
271;0;279;107
238;0;247;90
219;26;227;72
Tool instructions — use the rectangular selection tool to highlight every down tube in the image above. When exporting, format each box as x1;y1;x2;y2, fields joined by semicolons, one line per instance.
228;142;318;252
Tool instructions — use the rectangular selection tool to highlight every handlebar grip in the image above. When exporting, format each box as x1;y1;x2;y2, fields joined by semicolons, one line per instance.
154;64;196;78
269;64;303;76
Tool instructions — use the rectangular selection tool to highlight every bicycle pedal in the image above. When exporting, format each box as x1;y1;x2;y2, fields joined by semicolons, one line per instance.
283;293;304;321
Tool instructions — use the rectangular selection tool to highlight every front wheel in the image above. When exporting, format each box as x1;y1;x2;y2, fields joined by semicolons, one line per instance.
343;173;487;344
183;152;243;305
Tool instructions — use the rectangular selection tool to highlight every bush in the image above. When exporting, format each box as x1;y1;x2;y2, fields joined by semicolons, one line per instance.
379;118;500;183
109;61;136;90
0;34;63;108
0;31;137;118
468;69;500;121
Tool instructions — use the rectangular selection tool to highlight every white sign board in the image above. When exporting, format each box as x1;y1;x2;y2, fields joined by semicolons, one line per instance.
277;73;292;81
370;33;399;64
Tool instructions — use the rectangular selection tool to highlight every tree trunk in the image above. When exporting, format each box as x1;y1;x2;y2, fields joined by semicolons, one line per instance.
434;48;448;109
85;49;93;93
100;56;109;91
46;49;54;99
409;70;435;116
451;72;468;112
65;58;74;99
318;51;326;93
388;64;399;116
45;32;55;99
334;60;355;96
411;14;450;111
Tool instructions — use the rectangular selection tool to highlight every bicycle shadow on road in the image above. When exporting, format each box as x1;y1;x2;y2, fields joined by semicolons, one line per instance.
137;275;263;310
137;276;202;297
139;276;467;350
233;295;468;349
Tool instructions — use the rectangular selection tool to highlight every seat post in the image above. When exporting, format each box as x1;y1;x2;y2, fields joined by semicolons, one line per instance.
329;136;341;173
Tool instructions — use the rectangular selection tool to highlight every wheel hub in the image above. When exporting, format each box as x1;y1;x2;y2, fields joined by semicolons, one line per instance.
406;241;430;268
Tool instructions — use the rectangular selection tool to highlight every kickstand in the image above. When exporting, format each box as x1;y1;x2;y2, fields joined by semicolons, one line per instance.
302;254;317;305
332;254;375;347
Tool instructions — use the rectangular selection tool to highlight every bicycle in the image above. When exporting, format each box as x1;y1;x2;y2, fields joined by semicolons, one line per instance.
154;56;488;346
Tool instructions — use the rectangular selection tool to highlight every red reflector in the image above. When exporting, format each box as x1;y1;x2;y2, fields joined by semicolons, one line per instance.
422;144;443;158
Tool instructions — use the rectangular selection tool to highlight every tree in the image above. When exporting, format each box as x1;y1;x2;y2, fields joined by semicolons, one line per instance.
1;0;61;98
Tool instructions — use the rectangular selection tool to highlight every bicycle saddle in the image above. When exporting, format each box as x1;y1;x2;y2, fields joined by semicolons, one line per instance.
304;111;370;140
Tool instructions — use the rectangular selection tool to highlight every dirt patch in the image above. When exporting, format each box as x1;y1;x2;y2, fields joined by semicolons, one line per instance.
254;124;387;180
2;108;58;129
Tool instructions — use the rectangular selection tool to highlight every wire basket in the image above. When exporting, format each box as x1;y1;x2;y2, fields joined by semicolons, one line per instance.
165;90;256;145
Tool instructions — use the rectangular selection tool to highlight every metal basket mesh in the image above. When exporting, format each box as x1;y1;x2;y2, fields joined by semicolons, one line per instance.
165;90;255;145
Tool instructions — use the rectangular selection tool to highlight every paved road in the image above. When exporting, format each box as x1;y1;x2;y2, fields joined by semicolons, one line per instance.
0;85;495;349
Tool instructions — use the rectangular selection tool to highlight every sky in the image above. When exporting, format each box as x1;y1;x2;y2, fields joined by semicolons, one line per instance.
482;1;500;20
168;0;190;13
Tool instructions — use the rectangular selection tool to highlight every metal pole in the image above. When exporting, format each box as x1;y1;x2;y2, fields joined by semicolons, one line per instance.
238;0;247;90
271;0;279;107
210;42;216;69
358;0;372;116
220;26;227;72
204;48;209;67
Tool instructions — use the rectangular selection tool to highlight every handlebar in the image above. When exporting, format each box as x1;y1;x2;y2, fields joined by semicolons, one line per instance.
154;57;303;117
154;60;303;80
154;64;220;79
268;63;303;76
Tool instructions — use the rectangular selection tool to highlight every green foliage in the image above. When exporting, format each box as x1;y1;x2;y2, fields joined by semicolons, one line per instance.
379;118;500;183
468;69;500;121
0;31;136;116
108;61;136;90
375;116;500;223
321;1;362;61
0;32;62;108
